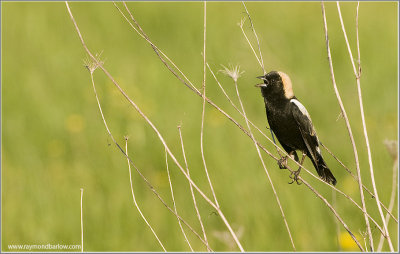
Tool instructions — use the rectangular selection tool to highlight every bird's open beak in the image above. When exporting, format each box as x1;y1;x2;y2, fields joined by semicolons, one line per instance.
255;76;267;87
255;83;267;88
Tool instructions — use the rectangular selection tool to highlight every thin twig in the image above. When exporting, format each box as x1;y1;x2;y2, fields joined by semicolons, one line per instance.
241;2;266;74
321;2;373;251
321;143;398;223
197;3;213;249
114;1;200;94
125;138;167;251
200;0;220;210
337;2;393;251
66;2;242;251
227;67;296;251
377;141;398;251
80;188;84;253
332;190;342;251
207;63;242;114
118;2;200;94
300;176;365;251
164;148;194;252
376;159;398;252
239;19;264;72
178;126;210;251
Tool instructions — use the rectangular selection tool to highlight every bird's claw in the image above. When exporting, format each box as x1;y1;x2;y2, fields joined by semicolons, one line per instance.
288;170;302;185
278;156;288;169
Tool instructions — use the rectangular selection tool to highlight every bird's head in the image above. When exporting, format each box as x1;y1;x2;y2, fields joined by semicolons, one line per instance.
255;71;294;99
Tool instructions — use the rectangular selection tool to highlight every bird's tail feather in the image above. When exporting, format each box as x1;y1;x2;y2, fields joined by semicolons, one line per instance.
308;151;337;185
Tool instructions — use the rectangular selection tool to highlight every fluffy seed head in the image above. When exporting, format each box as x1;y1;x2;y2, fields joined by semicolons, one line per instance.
220;64;244;83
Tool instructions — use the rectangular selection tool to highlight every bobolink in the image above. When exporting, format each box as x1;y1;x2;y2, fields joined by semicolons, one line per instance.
256;71;336;185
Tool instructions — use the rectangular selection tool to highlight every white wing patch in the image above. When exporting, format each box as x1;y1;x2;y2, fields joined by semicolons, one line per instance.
290;99;311;120
291;98;319;139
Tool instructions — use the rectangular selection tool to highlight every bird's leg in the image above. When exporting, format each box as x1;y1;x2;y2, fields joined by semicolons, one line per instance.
277;156;288;169
278;151;297;169
289;152;306;185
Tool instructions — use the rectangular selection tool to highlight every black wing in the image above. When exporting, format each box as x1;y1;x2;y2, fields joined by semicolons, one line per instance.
291;99;337;185
290;99;319;161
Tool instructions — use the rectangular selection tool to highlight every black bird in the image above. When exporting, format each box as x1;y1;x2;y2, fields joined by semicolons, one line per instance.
256;71;336;185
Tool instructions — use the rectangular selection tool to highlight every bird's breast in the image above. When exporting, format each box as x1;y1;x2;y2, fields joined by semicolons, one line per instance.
265;102;305;150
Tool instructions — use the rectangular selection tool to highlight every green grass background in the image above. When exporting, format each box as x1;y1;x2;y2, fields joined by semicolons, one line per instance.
2;1;398;252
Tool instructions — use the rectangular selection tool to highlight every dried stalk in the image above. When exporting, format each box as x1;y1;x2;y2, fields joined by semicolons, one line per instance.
178;126;210;251
321;143;398;223
377;159;398;252
241;2;266;74
200;0;220;211
332;190;342;251
300;177;364;251
164;148;194;251
80;188;84;253
125;138;167;251
336;2;393;251
321;2;372;251
377;141;398;251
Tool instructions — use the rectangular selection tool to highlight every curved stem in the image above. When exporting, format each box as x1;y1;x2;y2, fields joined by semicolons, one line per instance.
336;2;393;251
322;2;372;251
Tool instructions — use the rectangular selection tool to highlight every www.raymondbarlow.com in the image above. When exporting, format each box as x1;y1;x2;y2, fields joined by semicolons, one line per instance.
8;243;81;251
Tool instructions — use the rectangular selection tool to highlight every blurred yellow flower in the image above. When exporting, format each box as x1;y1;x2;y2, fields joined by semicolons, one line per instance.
339;231;362;251
65;114;85;133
